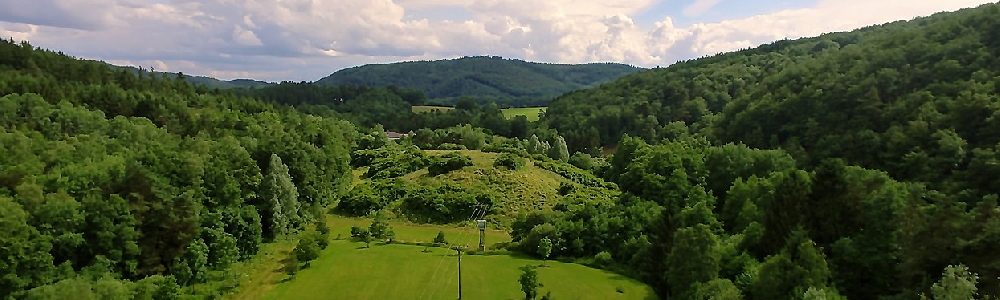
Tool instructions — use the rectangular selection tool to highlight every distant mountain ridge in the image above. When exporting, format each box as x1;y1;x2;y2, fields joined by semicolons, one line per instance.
106;63;274;89
315;56;644;106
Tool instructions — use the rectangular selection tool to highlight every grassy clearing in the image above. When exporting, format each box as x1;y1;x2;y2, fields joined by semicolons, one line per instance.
224;240;297;300
412;105;455;113
411;105;546;122
258;216;655;300
501;107;546;121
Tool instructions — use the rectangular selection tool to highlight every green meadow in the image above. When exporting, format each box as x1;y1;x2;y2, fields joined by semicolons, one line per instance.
501;107;546;121
411;106;547;122
411;105;455;113
252;216;655;300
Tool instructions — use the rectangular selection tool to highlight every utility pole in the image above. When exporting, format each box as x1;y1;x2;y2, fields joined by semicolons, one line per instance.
455;246;464;299
476;219;486;251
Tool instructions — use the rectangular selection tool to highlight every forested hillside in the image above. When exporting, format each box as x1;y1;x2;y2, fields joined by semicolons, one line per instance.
0;38;355;299
316;56;643;107
109;64;273;89
542;3;1000;195
521;2;1000;300
233;82;532;138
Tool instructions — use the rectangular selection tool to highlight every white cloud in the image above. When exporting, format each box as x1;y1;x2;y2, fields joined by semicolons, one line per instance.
0;0;994;81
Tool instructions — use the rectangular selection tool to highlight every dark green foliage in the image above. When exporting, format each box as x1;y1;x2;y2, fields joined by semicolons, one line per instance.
922;265;980;300
749;231;832;300
690;279;743;300
0;39;354;297
412;125;489;150
428;152;474;176
433;231;448;245
540;291;553;300
519;265;541;300
538;237;553;264
355;124;391;151
315;219;331;249
593;251;613;268
547;136;570;162
494;153;526;170
359;230;374;248
316;56;642;106
22;274;181;300
350;226;367;238
0;196;54;298
293;234;322;262
369;212;394;240
567;152;594;170
262;154;301;239
402;183;486;223
534;160;615;189
337;180;408;216
666;224;721;299
284;255;299;276
360;146;430;179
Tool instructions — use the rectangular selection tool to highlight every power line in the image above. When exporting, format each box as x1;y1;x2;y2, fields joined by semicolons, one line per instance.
425;207;487;300
417;205;489;300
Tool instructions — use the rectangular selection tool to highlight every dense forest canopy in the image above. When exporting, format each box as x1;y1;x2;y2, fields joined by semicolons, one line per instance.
541;3;1000;195
521;3;1000;299
316;56;644;107
232;81;533;138
0;38;355;299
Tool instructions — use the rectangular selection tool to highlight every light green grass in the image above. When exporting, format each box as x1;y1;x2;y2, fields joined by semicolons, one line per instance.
501;107;546;121
412;106;546;122
409;150;567;223
325;215;510;245
412;106;455;113
262;217;655;300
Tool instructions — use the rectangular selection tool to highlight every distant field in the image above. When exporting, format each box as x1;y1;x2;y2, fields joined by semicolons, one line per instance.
501;107;546;121
411;106;547;122
255;216;655;300
412;105;455;113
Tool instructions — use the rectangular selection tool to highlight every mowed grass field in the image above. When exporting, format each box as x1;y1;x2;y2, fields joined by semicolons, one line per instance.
255;216;656;300
411;106;547;122
412;105;455;113
501;107;546;121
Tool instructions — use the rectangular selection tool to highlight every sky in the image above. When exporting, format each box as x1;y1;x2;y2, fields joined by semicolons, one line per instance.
0;0;994;82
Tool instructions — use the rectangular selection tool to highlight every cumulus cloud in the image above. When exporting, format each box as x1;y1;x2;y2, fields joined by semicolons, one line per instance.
0;0;993;81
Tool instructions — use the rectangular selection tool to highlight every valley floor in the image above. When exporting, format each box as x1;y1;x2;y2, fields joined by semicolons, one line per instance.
228;216;656;300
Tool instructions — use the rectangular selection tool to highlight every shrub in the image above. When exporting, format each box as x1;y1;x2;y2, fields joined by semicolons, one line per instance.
350;226;368;238
293;234;322;262
369;213;394;239
436;143;468;150
433;231;448;245
494;153;525;170
428;152;474;176
402;184;481;223
364;146;429;179
594;251;613;268
568;152;594;170
534;160;616;189
336;180;407;216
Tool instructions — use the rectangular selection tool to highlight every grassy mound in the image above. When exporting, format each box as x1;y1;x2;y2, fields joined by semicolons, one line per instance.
394;150;565;225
